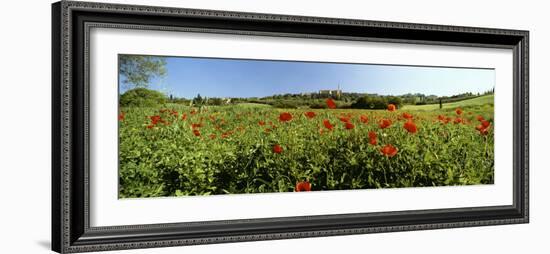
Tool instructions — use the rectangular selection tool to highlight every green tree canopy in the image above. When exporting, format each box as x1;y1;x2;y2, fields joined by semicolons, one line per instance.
351;95;402;109
193;94;203;105
120;88;167;107
119;55;167;88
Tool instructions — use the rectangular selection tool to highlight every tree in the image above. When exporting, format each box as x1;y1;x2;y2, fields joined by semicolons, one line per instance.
119;55;167;88
351;95;402;109
386;96;402;108
193;94;203;105
209;98;223;106
120;88;167;107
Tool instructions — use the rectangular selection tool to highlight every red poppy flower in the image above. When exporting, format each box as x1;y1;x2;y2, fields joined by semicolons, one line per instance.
118;112;125;121
279;112;293;122
149;115;167;126
193;129;201;137
209;134;216;139
360;115;368;124
438;115;445;121
369;138;378;145
477;115;485;122
181;114;187;121
455;108;463;115
368;131;377;145
221;131;232;139
323;119;334;130
190;109;197;115
368;131;377;139
379;119;392;129
326;98;337;109
273;144;283;154
339;116;351;123
403;120;418;134
345;122;355;130
380;144;398;157
258;121;266;126
150;115;161;124
480;128;489;135
439;117;449;124
304;111;316;119
476;122;491;135
475;125;485;131
387;104;396;112
171;110;178;117
191;123;203;129
476;125;489;135
295;181;311;192
146;124;154;129
454;118;464;124
402;112;413;119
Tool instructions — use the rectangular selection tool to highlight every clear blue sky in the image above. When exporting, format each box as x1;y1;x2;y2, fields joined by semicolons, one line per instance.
119;56;495;99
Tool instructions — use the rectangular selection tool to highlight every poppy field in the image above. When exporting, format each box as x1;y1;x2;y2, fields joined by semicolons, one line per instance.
118;99;494;198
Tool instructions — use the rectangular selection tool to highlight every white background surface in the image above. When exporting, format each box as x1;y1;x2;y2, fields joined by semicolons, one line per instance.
90;28;513;226
0;0;547;253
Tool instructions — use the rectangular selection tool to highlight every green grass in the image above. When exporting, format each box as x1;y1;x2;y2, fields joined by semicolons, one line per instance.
402;95;494;111
234;102;273;108
118;103;494;198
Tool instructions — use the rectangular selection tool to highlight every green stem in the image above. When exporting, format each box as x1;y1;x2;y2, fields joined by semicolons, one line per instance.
383;157;389;186
484;136;488;157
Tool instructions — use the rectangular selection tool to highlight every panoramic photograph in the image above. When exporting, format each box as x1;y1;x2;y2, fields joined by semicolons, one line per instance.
117;54;495;198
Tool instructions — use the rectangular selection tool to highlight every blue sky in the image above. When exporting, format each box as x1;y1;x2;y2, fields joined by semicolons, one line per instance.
119;56;495;99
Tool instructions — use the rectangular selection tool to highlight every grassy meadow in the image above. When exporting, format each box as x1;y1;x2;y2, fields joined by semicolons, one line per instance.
118;96;494;198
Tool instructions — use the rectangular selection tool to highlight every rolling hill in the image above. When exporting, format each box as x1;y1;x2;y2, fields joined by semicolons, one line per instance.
401;95;494;111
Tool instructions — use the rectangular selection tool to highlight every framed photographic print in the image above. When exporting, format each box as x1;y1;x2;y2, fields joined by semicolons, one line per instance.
51;1;529;253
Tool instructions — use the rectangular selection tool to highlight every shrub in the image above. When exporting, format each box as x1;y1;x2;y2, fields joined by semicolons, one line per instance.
351;95;402;109
208;98;224;106
309;103;328;109
120;88;167;107
272;100;299;109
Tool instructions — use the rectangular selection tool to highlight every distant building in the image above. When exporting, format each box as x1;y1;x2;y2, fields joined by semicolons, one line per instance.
318;84;342;98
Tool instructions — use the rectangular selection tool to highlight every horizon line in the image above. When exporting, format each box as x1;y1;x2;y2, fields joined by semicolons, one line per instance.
128;87;494;100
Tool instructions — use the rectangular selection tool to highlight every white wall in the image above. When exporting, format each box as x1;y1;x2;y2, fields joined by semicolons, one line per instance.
0;0;546;253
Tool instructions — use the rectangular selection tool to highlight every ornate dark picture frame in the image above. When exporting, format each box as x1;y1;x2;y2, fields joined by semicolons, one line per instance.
52;1;529;253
